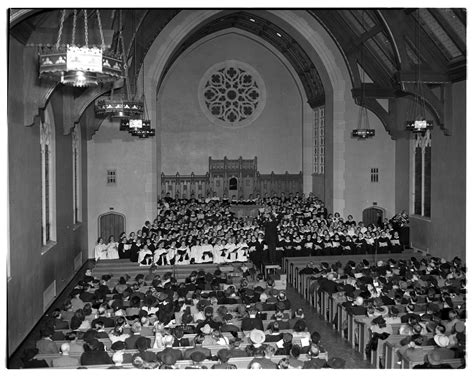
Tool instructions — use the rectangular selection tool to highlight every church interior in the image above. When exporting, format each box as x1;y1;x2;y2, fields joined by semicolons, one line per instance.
7;7;466;369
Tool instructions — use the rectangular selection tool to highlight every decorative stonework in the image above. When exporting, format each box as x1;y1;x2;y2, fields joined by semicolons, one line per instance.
198;60;266;128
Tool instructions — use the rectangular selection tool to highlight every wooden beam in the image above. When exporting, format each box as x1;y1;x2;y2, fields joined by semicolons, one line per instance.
346;24;384;55
397;70;450;84
352;84;399;99
429;9;466;55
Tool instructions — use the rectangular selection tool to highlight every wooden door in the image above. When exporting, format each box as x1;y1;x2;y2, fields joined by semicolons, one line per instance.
99;212;125;241
362;207;384;227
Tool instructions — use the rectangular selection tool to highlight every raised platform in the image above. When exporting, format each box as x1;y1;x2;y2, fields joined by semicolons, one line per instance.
92;260;254;283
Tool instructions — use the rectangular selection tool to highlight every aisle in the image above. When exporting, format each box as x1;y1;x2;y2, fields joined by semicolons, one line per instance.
285;286;373;369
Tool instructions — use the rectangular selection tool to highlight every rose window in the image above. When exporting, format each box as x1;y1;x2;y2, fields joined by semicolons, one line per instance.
198;61;266;128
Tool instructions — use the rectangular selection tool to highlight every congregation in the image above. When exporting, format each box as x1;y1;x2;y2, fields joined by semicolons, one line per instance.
299;254;466;368
21;266;345;369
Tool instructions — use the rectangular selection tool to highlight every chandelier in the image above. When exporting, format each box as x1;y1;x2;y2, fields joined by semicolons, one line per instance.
405;9;433;135
38;9;123;87
94;10;144;120
116;10;155;139
352;10;375;140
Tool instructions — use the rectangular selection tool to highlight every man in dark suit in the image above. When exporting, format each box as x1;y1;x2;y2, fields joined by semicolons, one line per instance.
241;306;264;332
172;327;190;347
125;322;151;349
183;334;212;360
157;335;183;362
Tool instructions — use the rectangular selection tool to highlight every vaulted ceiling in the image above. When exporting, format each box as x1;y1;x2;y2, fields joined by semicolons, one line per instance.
9;8;466;134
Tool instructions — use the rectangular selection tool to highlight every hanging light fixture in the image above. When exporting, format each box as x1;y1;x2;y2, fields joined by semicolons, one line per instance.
405;9;434;135
39;9;123;87
352;10;375;140
118;10;155;139
95;10;144;119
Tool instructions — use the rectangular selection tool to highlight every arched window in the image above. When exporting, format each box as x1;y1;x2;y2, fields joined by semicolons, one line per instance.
40;105;56;248
313;106;325;174
412;130;431;217
229;177;238;191
72;124;82;224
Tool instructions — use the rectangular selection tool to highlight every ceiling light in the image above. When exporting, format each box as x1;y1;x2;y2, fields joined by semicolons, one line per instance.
249;18;255;22
276;32;282;37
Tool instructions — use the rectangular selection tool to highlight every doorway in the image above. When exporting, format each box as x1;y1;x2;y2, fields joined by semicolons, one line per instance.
98;212;125;241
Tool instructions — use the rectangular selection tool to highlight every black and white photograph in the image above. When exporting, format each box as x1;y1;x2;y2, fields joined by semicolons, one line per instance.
4;2;469;371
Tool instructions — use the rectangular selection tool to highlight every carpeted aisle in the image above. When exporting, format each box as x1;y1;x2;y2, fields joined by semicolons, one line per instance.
285;285;373;368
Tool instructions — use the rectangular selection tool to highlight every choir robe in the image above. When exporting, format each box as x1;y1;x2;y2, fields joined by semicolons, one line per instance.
105;242;120;259
212;244;225;264
331;239;342;255
390;237;403;253
166;247;177;265
129;243;141;262
235;243;249;262
365;237;376;254
322;240;333;255
302;241;313;256
377;237;390;254
189;245;203;264
341;240;354;254
312;240;324;256
94;243;107;261
354;238;367;255
175;246;190;265
154;247;169;265
200;244;214;263
138;249;153;265
224;243;237;262
118;242;131;259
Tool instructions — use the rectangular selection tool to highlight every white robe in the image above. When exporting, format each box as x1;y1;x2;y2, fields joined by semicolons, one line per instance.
94;243;108;261
200;244;214;263
190;245;203;263
105;242;119;259
235;242;249;262
213;245;225;264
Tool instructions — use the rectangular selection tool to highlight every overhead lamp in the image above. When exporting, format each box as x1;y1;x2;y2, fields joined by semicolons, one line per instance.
352;129;375;139
405;9;434;135
351;10;375;140
406;119;433;134
94;10;143;119
39;9;123;87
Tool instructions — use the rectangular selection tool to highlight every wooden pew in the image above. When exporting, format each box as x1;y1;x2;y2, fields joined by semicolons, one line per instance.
50;355;292;369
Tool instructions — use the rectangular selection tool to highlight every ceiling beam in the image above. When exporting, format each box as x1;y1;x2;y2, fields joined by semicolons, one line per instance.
397;70;450;84
346;24;384;55
429;9;465;55
351;84;401;99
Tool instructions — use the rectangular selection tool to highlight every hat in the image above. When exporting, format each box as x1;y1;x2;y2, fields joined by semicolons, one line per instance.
434;334;450;348
217;348;231;362
181;313;193;324
111;341;126;351
162;352;177;366
157;292;168;301
249;329;266;344
454;321;465;333
327;357;346;369
427;349;444;366
201;324;212;335
278;291;287;301
190;351;206;363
